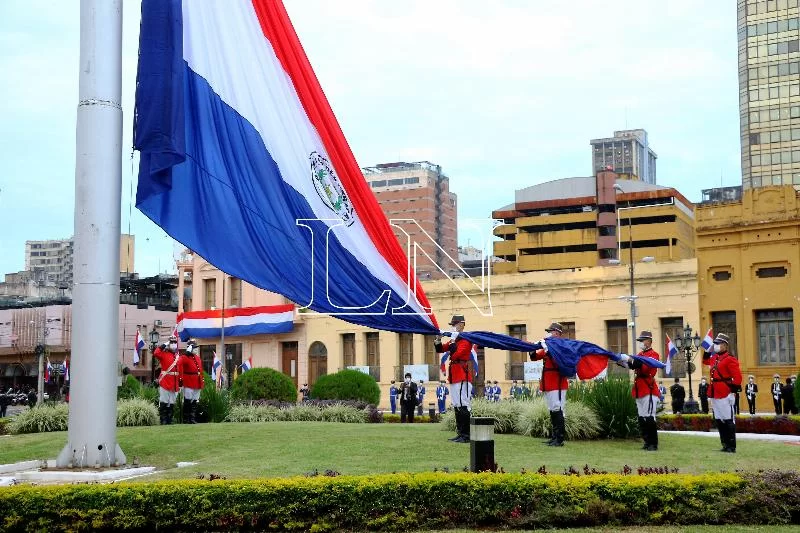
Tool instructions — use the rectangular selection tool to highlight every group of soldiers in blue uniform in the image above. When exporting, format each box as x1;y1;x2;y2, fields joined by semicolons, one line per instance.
389;377;544;415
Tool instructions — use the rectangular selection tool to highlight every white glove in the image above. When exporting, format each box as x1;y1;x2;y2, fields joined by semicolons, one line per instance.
539;339;548;353
618;353;630;363
451;331;459;341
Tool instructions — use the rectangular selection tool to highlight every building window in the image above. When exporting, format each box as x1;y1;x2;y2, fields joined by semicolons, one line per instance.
424;335;438;366
204;278;216;310
756;266;787;278
404;177;420;184
711;311;738;356
342;333;355;368
199;345;216;375
229;277;242;307
388;179;404;186
713;270;732;281
560;322;576;340
506;324;527;380
757;309;795;365
398;333;413;368
660;317;685;378
366;332;380;368
308;341;328;386
371;180;386;188
606;320;629;375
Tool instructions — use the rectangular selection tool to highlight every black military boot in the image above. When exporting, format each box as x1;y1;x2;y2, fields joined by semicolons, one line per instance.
165;403;174;425
159;402;168;425
724;420;737;453
543;411;558;444
449;407;464;441
455;407;471;443
183;398;192;424
646;417;658;451
190;400;199;424
548;410;565;447
638;416;648;449
717;420;729;451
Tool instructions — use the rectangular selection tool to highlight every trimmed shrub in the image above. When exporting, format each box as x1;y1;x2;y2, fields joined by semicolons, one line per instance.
230;368;297;403
0;417;11;435
515;399;601;440
383;414;436;423
225;404;283;423
658;414;800;435
116;398;159;427
310;369;380;405
198;372;231;423
117;375;142;400
320;405;368;423
582;376;639;438
283;404;323;422
9;403;69;434
3;471;800;531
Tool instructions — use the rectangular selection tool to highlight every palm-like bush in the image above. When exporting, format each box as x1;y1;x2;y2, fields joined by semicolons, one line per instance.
116;398;159;427
199;372;231;423
582;375;639;438
117;375;143;400
514;398;600;440
9;404;69;434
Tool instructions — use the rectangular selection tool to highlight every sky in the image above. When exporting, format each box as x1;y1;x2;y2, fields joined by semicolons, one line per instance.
0;1;740;278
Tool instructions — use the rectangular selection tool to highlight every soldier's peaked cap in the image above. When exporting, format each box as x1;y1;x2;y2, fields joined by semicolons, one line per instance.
713;333;730;344
449;314;465;325
636;331;653;341
545;322;564;333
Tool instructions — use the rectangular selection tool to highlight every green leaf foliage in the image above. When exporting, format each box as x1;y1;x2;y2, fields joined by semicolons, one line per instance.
231;368;297;403
117;375;143;400
116;398;159;427
3;471;799;531
8;403;69;434
199;372;231;423
581;375;640;438
310;369;380;405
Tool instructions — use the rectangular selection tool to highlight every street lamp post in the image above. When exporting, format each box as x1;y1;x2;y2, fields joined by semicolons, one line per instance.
31;318;49;404
674;324;702;414
149;326;160;385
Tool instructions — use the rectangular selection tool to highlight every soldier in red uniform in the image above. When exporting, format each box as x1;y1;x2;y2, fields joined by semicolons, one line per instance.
435;314;474;443
702;333;723;446
706;333;742;453
153;335;180;425
619;330;661;451
529;322;569;447
179;339;204;424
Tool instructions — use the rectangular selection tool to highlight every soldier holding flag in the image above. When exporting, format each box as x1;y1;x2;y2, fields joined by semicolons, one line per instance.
618;330;661;451
435;314;474;443
707;333;742;453
179;339;204;424
529;322;569;447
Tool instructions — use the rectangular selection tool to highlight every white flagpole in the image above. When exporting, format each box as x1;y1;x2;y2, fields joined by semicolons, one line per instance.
57;0;125;468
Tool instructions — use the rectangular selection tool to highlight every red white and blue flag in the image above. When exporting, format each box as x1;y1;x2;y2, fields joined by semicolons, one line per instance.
211;352;223;386
177;305;294;341
241;357;253;373
63;358;69;382
133;0;437;335
45;360;52;383
665;334;678;376
133;328;145;366
701;327;714;352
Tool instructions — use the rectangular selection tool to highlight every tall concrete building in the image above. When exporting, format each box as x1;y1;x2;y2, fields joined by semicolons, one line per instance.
23;234;135;286
738;0;800;190
590;129;657;184
492;170;694;273
362;161;458;279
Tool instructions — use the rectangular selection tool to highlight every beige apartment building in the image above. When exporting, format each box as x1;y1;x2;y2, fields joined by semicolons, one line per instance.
23;234;135;286
363;161;458;280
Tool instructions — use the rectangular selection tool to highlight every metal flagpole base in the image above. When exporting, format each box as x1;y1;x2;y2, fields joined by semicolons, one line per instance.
56;442;127;469
683;399;700;414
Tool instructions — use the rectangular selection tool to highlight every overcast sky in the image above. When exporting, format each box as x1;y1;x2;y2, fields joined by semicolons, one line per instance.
0;1;740;278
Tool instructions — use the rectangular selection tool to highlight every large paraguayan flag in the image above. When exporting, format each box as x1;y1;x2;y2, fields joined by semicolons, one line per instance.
133;0;437;335
177;305;294;341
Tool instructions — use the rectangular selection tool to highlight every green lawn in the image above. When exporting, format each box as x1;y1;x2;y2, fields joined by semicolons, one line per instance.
1;423;799;480
427;529;800;533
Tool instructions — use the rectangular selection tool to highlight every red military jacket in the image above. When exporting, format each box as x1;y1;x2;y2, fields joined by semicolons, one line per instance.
708;351;742;399
631;348;660;398
179;353;204;390
153;347;180;392
530;349;568;391
435;336;474;384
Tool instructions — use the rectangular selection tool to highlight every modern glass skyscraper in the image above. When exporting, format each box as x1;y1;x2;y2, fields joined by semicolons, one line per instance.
739;0;800;189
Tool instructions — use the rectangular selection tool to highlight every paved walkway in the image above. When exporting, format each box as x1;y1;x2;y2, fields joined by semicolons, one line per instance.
663;430;800;443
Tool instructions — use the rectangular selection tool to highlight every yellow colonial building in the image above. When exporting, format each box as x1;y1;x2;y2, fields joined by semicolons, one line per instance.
696;185;800;412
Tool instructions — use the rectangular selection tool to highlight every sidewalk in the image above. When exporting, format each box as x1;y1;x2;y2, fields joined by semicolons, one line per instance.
663;430;800;443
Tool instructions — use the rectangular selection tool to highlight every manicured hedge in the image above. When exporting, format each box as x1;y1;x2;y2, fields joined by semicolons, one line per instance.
383;413;438;423
0;471;798;531
658;414;800;435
